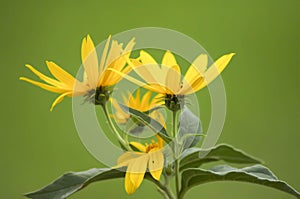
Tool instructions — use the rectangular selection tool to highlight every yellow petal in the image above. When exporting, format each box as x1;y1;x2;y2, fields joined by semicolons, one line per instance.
110;38;135;73
195;53;235;92
46;61;75;89
132;64;158;84
99;35;111;77
135;89;141;105
130;142;146;153
140;91;152;110
81;34;99;88
150;111;166;128
165;65;181;94
117;152;139;167
148;148;164;180
20;77;66;93
184;54;208;87
24;64;66;88
105;40;123;68
108;65;132;86
127;154;148;191
181;77;204;95
50;91;72;111
191;54;208;75
107;68;162;93
100;39;128;86
140;50;157;65
125;172;137;194
162;50;177;67
111;98;129;124
214;53;235;73
123;38;135;61
156;134;164;148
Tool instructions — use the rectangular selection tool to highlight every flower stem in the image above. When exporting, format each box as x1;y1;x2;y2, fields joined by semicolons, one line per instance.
101;103;129;150
172;110;180;198
147;176;175;199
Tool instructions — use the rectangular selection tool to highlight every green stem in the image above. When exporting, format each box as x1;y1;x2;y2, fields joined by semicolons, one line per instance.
172;110;177;137
172;110;180;198
147;176;175;199
101;103;129;150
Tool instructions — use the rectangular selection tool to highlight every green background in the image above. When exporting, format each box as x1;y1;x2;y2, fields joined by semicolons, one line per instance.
1;0;299;198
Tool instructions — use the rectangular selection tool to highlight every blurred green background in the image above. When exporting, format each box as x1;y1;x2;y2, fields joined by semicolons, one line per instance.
1;0;299;198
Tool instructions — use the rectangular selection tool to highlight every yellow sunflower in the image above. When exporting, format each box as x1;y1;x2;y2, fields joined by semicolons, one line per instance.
20;35;135;111
116;135;164;194
110;89;163;124
109;50;235;95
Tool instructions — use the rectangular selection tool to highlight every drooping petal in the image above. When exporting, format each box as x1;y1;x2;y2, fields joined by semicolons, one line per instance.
148;148;164;181
117;152;139;167
81;35;99;88
126;154;149;193
125;172;137;194
50;91;72;111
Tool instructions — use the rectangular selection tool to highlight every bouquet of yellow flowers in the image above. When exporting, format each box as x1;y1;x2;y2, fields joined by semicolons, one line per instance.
20;33;300;199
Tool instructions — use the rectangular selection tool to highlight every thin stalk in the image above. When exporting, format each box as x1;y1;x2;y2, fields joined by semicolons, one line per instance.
101;103;129;150
147;176;175;199
172;110;180;198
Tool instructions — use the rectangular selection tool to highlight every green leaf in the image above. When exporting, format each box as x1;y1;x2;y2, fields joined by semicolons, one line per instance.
25;168;125;199
180;144;261;170
118;103;172;143
180;165;300;199
178;107;203;150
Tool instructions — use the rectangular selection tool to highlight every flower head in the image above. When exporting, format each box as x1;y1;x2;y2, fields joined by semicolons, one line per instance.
20;35;135;111
110;50;235;96
116;135;164;194
111;90;163;124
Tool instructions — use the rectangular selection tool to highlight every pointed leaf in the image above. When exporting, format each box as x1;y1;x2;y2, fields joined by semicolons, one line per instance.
25;168;125;199
118;103;172;143
180;164;300;199
178;107;203;150
180;144;261;170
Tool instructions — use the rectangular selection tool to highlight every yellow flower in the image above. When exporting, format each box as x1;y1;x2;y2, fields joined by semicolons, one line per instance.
111;90;163;124
20;35;135;111
109;50;235;96
116;135;164;194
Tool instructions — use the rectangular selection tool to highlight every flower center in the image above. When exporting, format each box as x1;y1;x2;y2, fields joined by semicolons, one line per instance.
145;141;159;153
84;86;111;106
164;94;185;112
